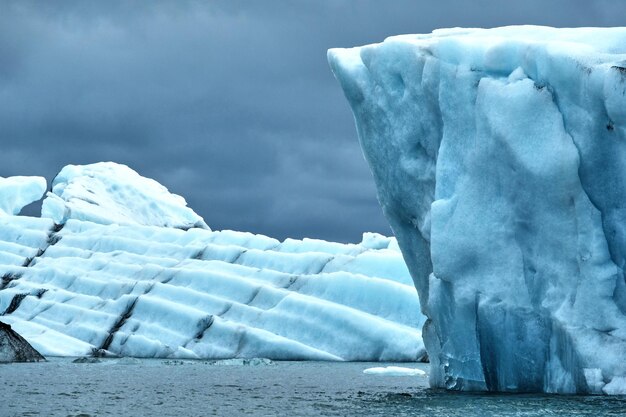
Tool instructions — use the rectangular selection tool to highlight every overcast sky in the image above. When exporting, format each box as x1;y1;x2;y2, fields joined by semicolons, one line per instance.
2;1;625;242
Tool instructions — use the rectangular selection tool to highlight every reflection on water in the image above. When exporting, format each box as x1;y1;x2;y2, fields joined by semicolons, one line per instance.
1;359;624;416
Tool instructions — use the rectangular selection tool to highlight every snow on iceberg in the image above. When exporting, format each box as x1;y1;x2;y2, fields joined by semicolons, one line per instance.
329;26;626;394
0;215;426;361
0;176;46;216
41;162;208;230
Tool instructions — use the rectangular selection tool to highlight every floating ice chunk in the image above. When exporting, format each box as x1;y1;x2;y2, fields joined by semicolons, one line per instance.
0;176;46;216
330;26;626;394
363;366;426;376
72;357;102;364
203;358;274;366
161;358;274;366
41;162;208;230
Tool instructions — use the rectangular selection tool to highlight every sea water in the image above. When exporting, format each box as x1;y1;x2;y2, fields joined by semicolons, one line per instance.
1;359;624;416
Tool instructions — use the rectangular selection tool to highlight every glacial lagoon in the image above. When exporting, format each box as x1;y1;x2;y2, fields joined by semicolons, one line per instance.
1;359;625;416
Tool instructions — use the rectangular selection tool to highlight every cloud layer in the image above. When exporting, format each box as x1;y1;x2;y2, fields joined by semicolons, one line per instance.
1;0;624;241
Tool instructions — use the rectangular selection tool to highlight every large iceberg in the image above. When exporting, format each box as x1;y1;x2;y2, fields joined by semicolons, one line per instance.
329;26;626;394
42;162;209;230
0;164;425;361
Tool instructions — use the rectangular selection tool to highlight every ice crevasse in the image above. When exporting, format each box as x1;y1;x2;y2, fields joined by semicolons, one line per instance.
329;26;626;394
0;163;426;362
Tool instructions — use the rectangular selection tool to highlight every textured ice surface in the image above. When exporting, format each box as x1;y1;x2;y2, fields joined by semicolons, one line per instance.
0;176;46;216
41;162;208;230
0;215;425;361
329;26;626;393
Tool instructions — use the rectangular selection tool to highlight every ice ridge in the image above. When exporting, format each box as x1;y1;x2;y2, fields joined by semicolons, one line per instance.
42;162;208;230
0;215;425;361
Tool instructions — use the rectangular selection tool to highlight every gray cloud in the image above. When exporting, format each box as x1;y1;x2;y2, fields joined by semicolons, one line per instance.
2;0;625;241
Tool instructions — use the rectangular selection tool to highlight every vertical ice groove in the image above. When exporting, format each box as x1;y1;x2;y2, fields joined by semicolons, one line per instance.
329;26;626;394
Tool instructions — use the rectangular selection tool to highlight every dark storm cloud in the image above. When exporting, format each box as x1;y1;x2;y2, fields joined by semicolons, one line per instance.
1;1;624;241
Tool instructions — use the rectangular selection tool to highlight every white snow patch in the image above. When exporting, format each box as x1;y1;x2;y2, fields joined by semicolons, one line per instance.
41;162;208;230
363;366;426;376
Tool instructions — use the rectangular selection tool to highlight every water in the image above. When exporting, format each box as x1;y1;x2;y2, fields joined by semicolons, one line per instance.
1;358;625;416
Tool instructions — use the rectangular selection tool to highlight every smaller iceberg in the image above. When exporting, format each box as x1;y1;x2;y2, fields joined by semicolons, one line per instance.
0;162;426;362
0;176;46;216
41;162;208;230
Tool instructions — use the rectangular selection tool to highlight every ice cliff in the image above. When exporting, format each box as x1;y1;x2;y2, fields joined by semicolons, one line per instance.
0;164;426;361
329;26;626;394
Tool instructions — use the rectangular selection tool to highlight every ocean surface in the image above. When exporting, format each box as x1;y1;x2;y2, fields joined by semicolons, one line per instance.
1;358;625;416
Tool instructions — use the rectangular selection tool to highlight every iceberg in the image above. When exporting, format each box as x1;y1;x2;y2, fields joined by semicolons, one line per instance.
0;163;426;361
41;162;209;230
329;26;626;393
0;176;46;216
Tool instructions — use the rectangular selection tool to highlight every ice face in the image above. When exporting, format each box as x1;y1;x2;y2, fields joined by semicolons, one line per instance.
329;26;626;394
0;176;46;216
41;162;209;230
0;215;426;361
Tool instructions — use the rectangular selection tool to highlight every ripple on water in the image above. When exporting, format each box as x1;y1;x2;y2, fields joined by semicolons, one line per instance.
0;359;624;417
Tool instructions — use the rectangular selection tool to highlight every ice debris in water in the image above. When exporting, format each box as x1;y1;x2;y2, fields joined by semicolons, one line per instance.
329;26;626;394
72;357;102;364
202;358;275;366
162;358;274;366
363;366;426;377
